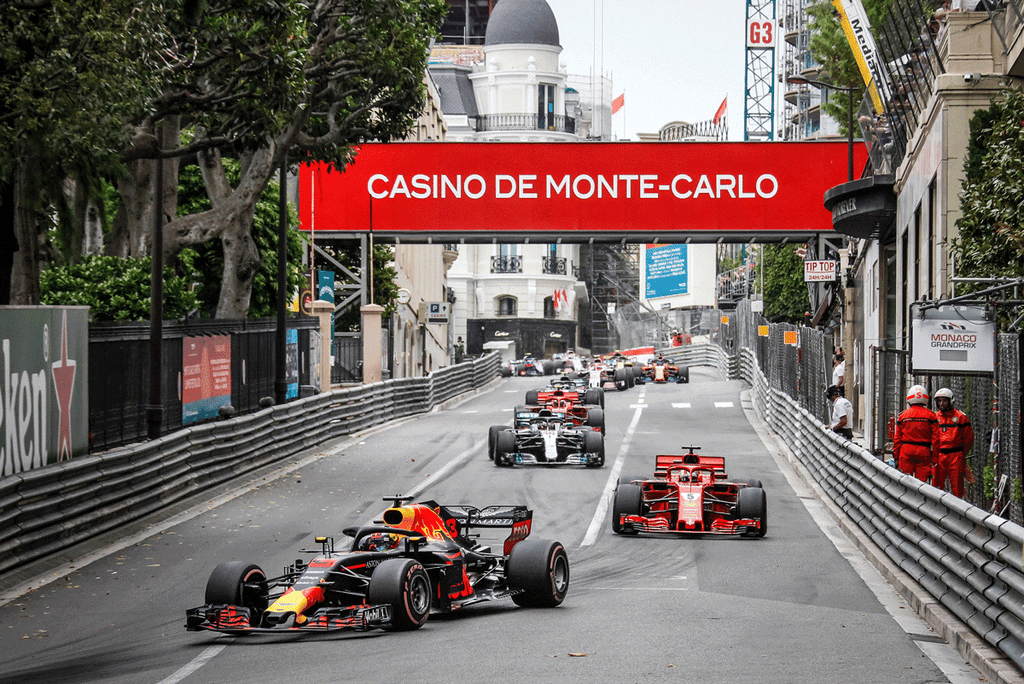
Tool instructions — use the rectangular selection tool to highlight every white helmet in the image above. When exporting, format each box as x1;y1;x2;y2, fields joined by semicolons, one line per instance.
934;387;954;405
907;385;929;405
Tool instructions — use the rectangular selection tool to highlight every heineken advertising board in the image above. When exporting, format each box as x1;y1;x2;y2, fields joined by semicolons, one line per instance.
0;306;89;477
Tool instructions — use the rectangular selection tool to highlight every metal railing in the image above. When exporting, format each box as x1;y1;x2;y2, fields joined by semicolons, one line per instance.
542;256;567;275
473;113;576;134
490;255;522;273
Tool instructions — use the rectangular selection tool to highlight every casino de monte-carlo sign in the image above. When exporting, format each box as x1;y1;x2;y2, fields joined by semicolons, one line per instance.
0;306;89;477
299;142;865;243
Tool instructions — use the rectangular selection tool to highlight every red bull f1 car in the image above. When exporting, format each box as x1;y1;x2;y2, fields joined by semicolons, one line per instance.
185;497;569;634
613;448;766;537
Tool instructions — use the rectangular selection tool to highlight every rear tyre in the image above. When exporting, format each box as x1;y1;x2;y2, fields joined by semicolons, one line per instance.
495;430;517;467
625;370;635;388
500;364;512;378
506;539;570;608
585;407;605;431
525;390;539;405
205;562;268;616
584;389;603;408
679;366;690;383
612;484;643;534
737;479;763;489
488;425;507;460
367;559;431;630
736;486;767;538
614;369;629;391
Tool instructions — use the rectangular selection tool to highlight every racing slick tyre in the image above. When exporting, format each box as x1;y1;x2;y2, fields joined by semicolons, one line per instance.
584;388;604;408
494;430;517;467
736;486;767;538
583;430;604;468
506;539;570;608
614;368;629;391
488;425;508;460
625;369;635;388
632;365;644;381
617;474;643;487
500;364;512;378
679;366;690;383
525;390;539;405
612;484;643;534
737;479;763;489
367;559;432;630
585;407;605;432
204;561;269;616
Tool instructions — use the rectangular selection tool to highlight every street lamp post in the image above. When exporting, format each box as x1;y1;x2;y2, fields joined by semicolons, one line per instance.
786;76;856;181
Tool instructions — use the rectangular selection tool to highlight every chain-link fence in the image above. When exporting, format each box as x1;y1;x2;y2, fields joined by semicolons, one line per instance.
713;300;1023;525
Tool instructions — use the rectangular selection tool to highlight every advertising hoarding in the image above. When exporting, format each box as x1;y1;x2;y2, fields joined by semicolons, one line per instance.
182;335;232;425
299;142;863;241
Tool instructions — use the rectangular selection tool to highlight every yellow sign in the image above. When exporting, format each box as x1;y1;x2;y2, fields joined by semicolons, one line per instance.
721;316;729;325
832;0;885;113
784;330;799;346
758;325;770;337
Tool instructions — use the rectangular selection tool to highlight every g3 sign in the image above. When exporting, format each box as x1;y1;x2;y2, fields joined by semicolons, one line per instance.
746;19;776;48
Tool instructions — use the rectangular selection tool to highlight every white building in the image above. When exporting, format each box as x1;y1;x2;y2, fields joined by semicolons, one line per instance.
430;0;596;358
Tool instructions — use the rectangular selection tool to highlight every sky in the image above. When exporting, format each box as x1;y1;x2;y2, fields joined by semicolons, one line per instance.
546;0;749;142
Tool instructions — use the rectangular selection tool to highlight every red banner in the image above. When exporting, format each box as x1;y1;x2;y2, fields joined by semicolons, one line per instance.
299;142;863;239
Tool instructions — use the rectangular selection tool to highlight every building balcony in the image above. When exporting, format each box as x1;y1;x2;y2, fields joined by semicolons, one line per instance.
491;255;523;274
473;114;576;134
542;256;567;275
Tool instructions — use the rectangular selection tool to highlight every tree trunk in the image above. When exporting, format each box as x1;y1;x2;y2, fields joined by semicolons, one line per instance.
10;162;41;304
0;178;17;305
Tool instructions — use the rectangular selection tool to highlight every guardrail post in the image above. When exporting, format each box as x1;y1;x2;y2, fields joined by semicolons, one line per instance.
311;300;334;392
360;303;385;384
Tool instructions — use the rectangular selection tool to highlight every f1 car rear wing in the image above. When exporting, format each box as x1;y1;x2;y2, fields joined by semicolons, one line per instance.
654;453;727;479
437;505;533;555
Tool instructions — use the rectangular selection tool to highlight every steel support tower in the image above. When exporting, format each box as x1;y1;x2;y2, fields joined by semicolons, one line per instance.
744;0;776;141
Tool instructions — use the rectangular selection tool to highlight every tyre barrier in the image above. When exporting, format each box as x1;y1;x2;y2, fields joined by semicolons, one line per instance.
0;353;500;580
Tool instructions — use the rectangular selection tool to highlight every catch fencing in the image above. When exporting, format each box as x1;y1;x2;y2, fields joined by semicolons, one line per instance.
0;353;499;581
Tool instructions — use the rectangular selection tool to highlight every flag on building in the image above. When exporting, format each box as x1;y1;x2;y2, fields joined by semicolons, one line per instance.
713;96;727;124
612;93;625;115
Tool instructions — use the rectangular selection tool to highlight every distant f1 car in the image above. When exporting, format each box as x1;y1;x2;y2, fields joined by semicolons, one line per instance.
185;497;569;634
489;408;605;467
526;385;605;416
613;448;766;537
543;375;605;408
641;356;689;383
499;355;549;377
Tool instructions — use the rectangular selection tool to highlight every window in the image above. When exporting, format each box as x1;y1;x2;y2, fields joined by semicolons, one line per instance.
498;296;517;316
544;296;555;318
537;84;555;129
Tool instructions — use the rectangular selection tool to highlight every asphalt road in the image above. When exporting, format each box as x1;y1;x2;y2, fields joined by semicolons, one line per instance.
0;368;983;684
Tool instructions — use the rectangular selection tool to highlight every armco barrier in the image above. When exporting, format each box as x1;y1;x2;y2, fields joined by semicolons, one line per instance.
719;345;1024;674
0;353;499;579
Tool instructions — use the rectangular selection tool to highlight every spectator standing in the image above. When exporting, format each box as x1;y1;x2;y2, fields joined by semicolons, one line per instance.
894;385;940;482
454;337;465;364
932;387;975;497
832;350;846;388
826;385;854;439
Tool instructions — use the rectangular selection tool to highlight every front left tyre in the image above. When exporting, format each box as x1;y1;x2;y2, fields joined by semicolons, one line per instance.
506;539;570;608
367;559;432;630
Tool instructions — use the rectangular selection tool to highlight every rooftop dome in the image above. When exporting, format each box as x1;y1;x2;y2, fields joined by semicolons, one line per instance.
485;0;560;47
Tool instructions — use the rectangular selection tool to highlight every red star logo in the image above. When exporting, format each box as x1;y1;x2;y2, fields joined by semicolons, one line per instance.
50;311;76;461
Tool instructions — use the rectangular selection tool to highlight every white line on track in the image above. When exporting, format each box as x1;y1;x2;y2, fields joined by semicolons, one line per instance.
154;643;230;684
580;400;645;547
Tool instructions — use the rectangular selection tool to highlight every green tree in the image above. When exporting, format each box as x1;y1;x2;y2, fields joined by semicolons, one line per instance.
760;244;811;323
806;0;892;136
176;160;306;318
39;255;197;322
952;87;1024;284
321;241;399;332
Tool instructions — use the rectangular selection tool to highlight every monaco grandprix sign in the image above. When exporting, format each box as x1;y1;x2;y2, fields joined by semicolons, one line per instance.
910;305;995;376
299;142;864;243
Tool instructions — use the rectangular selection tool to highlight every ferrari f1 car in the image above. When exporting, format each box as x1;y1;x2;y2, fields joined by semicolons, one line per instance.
544;375;605;408
641;356;689;383
525;386;606;421
185;497;569;634
489;408;605;467
612;448;766;536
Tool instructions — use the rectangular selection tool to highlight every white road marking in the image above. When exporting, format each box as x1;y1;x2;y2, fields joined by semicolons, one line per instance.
580;406;645;547
672;403;691;408
155;643;230;684
714;402;734;408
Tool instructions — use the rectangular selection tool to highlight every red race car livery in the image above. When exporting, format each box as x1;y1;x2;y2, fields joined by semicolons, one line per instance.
613;448;766;537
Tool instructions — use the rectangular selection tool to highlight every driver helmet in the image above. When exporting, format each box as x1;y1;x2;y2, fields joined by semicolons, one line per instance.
934;387;954;407
361;532;401;552
906;385;929;405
